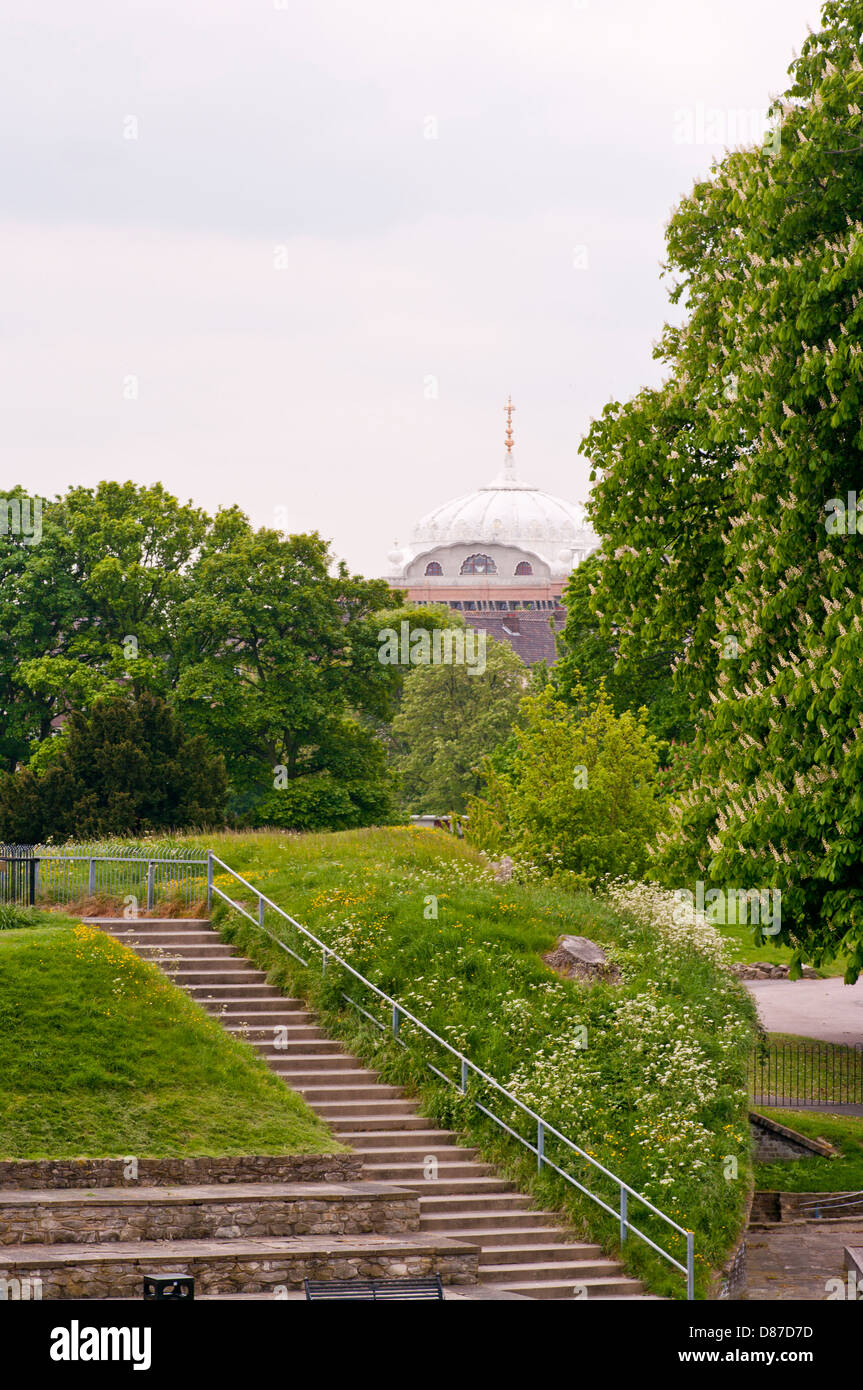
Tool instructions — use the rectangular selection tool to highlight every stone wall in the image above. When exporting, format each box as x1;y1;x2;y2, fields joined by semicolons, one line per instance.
0;1183;419;1247
0;1154;361;1190
749;1111;836;1163
1;1241;479;1299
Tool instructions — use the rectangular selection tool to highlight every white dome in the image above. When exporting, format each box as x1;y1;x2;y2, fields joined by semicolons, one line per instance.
411;457;591;552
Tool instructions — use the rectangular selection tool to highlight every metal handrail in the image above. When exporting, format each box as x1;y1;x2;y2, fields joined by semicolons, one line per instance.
207;850;695;1298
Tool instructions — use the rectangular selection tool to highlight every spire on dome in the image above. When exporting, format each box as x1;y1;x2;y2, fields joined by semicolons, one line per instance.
501;395;517;482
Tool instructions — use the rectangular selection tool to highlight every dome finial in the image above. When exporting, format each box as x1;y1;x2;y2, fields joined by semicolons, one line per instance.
504;395;515;453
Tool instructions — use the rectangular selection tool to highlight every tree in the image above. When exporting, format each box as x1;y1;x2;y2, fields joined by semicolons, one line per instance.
0;692;226;841
467;684;666;883
0;481;209;774
174;519;402;826
555;553;693;747
391;635;526;813
580;0;863;976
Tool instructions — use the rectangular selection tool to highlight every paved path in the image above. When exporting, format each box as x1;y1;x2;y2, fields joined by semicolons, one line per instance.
745;1220;863;1299
745;977;863;1045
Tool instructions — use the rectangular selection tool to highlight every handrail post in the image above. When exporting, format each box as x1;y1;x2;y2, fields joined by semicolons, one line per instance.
258;895;265;926
392;1004;400;1039
537;1120;544;1174
322;948;328;974
206;851;213;912
619;1185;628;1246
686;1232;694;1301
460;1058;468;1093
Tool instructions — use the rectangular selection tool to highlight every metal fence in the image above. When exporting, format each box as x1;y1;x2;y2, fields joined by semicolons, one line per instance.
749;1040;863;1109
0;844;207;911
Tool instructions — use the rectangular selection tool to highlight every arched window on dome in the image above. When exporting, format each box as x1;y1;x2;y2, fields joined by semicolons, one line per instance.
460;553;497;575
514;561;533;576
424;561;443;576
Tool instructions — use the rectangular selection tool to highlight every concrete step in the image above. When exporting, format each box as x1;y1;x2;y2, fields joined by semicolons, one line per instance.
89;918;212;929
491;1275;645;1299
220;1009;312;1027
464;1226;573;1248
373;1176;515;1195
480;1241;603;1265
270;1069;381;1087
211;1008;325;1027
172;970;271;987
119;935;229;949
480;1259;622;1283
292;1084;405;1104
419;1193;536;1215
261;1053;364;1071
341;1133;469;1152
190;986;287;1003
362;1164;501;1183
311;1101;419;1121
327;1115;432;1133
421;1210;559;1233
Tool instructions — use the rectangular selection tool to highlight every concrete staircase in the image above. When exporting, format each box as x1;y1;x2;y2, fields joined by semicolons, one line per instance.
92;916;647;1300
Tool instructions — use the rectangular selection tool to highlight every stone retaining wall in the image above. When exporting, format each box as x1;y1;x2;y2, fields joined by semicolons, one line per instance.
0;1154;361;1190
0;1242;478;1299
0;1184;419;1246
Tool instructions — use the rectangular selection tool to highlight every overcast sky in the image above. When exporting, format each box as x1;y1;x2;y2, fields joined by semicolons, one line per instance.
2;0;824;575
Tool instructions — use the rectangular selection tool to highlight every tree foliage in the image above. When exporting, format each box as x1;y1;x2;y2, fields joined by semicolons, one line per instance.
391;634;526;814
467;684;666;884
0;692;227;841
581;0;863;975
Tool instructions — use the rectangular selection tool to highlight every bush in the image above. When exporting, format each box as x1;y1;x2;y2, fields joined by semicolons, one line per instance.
467;683;667;883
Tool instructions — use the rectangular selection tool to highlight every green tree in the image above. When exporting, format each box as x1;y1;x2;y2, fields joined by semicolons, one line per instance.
581;0;863;975
0;692;226;841
0;481;209;774
467;684;666;883
391;634;526;814
174;520;401;827
555;553;693;746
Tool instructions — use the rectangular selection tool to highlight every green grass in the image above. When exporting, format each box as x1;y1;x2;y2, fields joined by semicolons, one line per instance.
0;910;340;1159
183;826;757;1298
755;1108;863;1192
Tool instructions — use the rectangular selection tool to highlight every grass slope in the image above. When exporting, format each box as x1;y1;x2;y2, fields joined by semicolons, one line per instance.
0;911;339;1159
192;826;757;1298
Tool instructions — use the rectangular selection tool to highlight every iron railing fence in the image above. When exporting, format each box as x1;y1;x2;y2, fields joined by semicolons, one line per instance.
0;844;207;911
749;1040;863;1109
206;852;696;1299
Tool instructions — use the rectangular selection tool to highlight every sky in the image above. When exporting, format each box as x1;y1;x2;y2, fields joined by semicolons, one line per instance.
1;0;825;575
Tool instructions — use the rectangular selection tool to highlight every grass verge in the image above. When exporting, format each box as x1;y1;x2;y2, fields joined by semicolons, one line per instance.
0;910;339;1159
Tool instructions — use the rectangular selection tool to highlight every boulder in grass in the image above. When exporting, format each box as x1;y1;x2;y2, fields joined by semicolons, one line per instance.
542;934;620;985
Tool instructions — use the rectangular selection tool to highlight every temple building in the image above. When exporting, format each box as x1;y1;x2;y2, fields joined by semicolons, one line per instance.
385;400;597;664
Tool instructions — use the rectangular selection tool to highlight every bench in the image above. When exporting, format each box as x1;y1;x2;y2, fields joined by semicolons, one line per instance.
303;1275;444;1301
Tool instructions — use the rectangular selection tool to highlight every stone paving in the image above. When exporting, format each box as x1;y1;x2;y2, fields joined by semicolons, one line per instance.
744;1219;863;1299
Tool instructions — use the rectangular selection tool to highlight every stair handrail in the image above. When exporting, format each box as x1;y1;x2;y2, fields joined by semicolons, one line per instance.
207;849;695;1298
